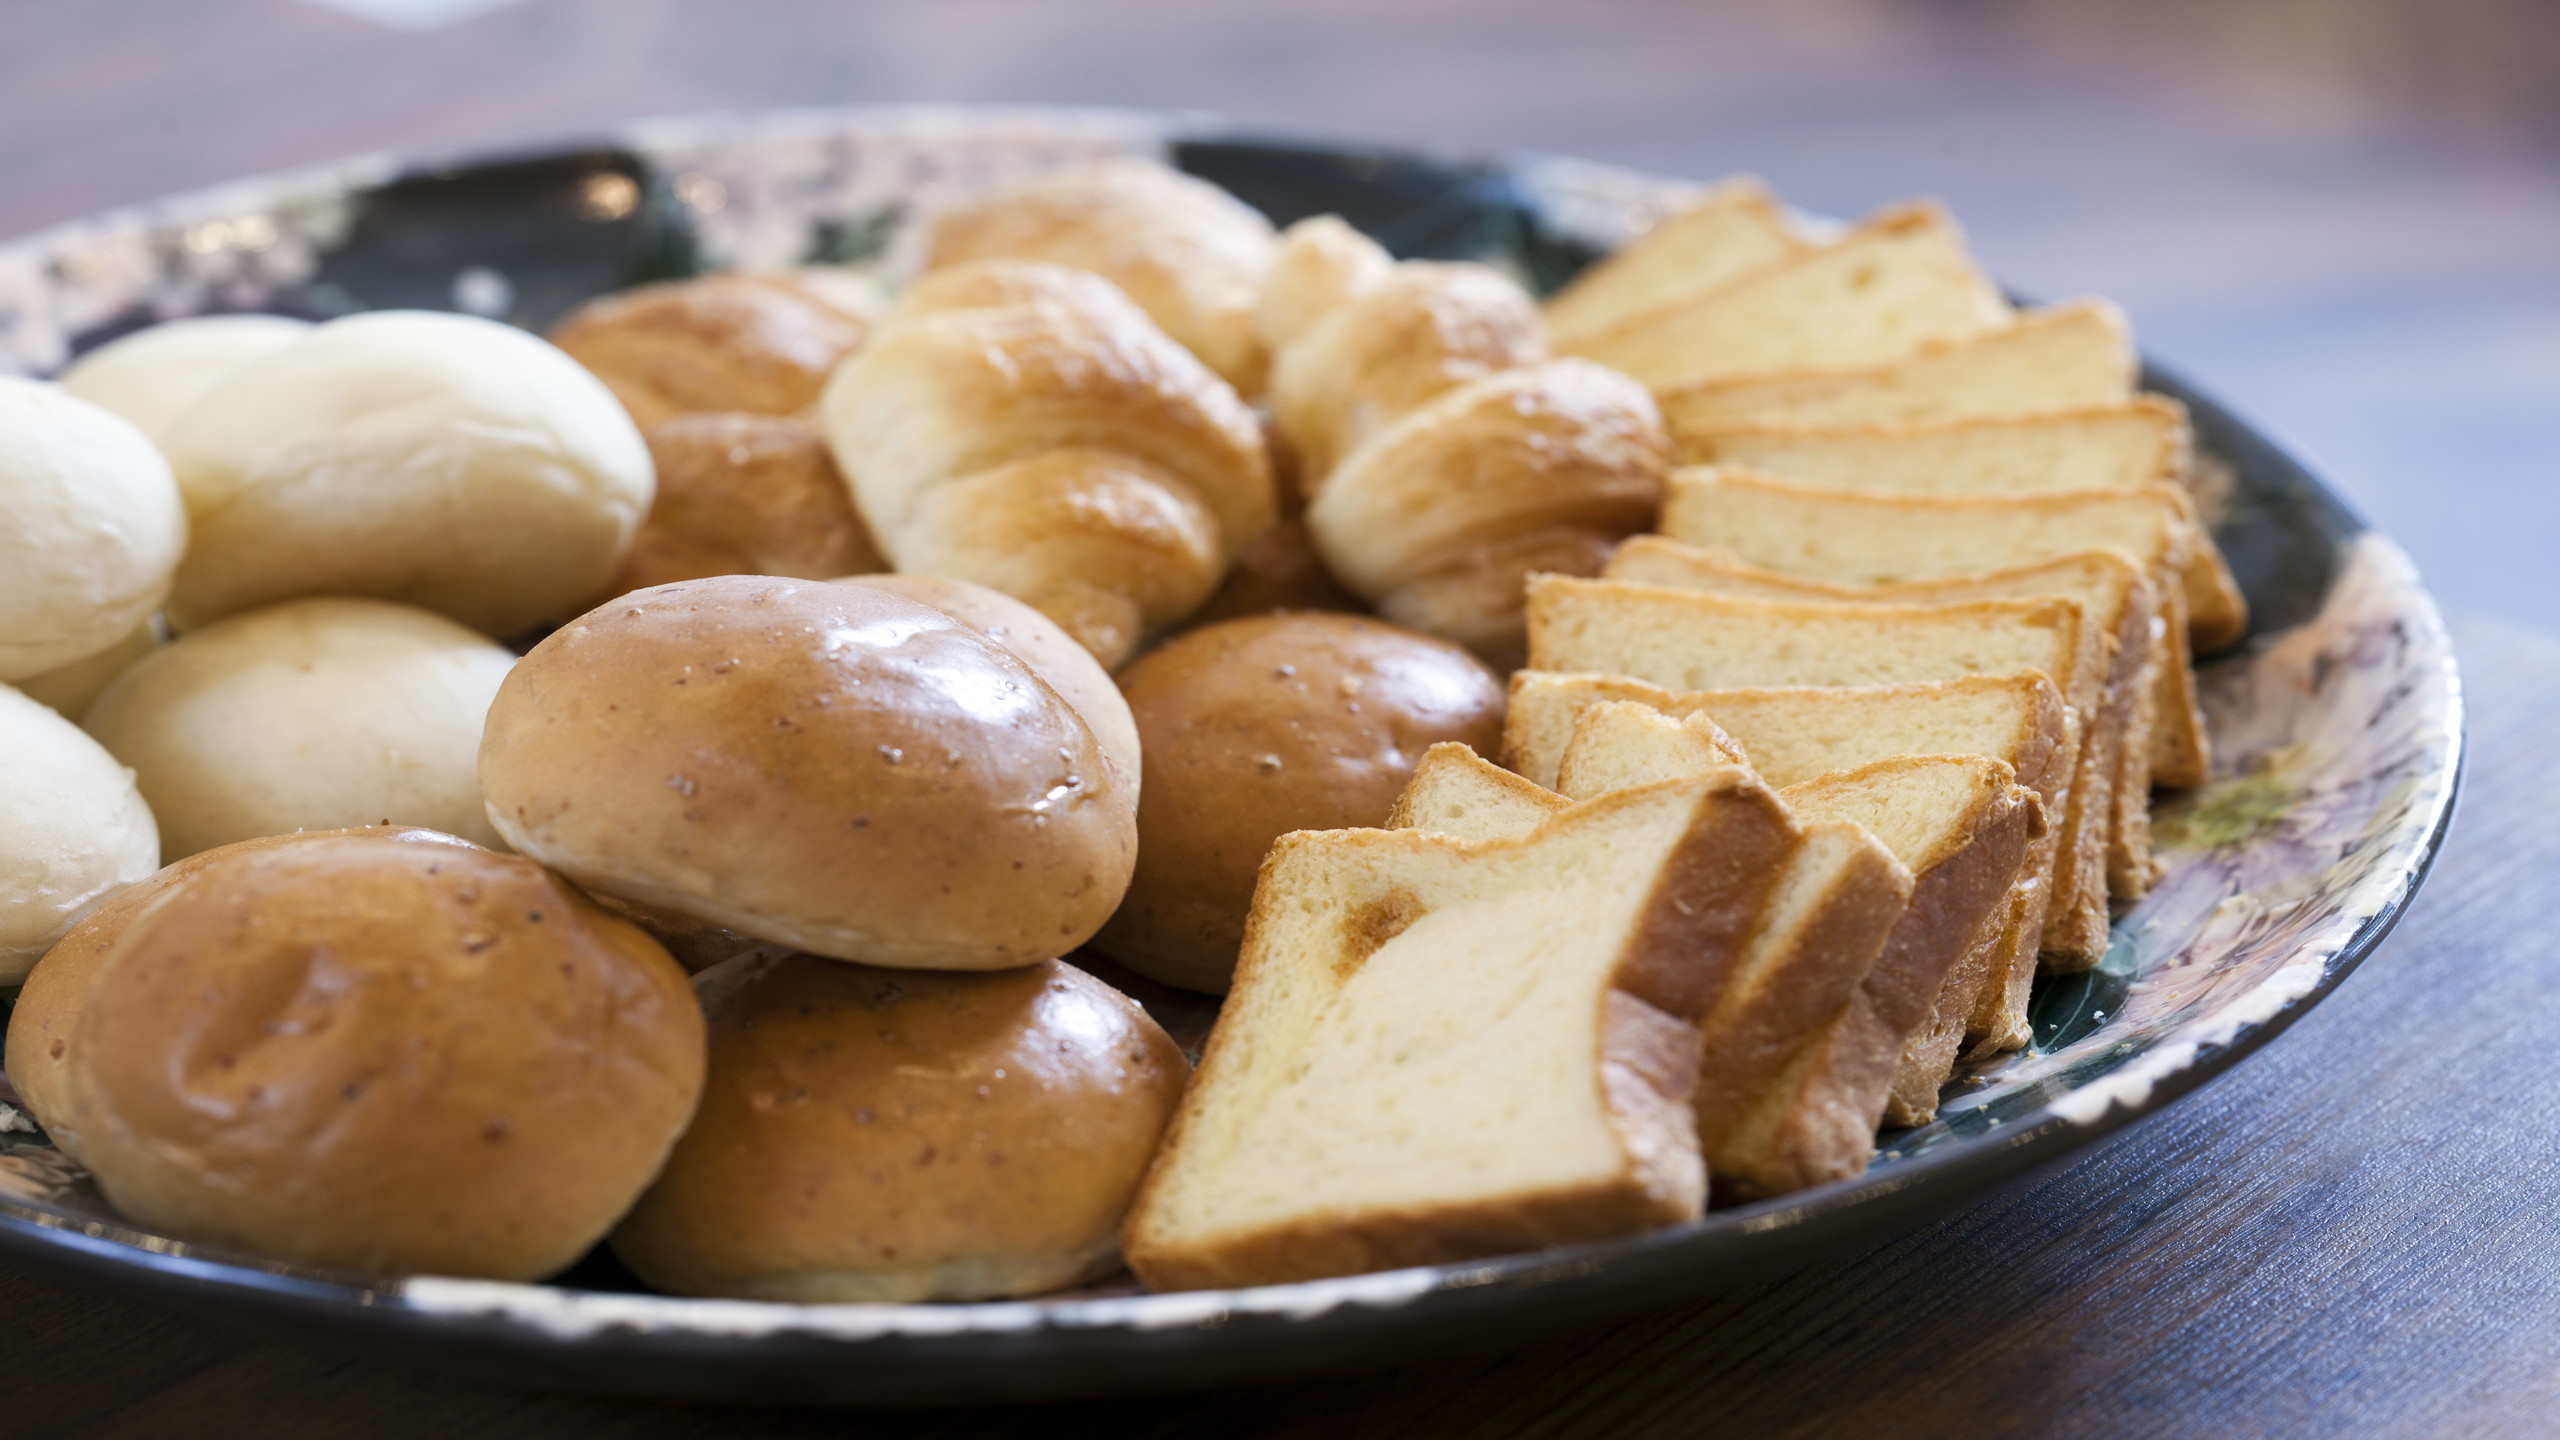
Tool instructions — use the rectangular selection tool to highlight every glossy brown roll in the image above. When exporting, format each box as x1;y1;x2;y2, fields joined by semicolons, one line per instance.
479;575;1137;970
611;953;1188;1302
50;830;703;1280
1098;613;1506;992
4;825;466;1166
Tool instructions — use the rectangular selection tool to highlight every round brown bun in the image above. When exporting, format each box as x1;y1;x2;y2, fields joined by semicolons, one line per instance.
0;684;159;985
82;597;517;859
606;412;886;599
611;953;1186;1302
548;270;880;432
838;573;1139;796
479;575;1137;970
158;310;653;636
58;830;704;1280
4;825;470;1165
1098;613;1505;992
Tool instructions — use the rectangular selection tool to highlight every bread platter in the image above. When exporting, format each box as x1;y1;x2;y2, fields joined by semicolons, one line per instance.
0;107;2460;1406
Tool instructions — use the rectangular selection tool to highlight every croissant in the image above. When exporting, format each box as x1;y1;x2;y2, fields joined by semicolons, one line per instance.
1264;224;1547;495
1304;359;1669;667
927;160;1278;394
819;260;1275;669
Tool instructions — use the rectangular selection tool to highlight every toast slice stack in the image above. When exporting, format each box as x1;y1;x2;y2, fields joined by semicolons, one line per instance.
1560;204;2013;394
1121;768;1801;1290
1658;466;2244;654
1606;537;2182;885
1503;670;2072;1077
1524;573;2111;970
1542;180;1809;346
1656;299;2138;433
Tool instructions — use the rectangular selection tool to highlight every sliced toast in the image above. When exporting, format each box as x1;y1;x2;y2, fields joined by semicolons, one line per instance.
1503;670;2071;1069
1522;575;2108;971
1559;203;2012;394
1121;772;1797;1290
1774;757;2044;1146
1656;299;2137;432
1394;717;1917;1203
1542;179;1809;347
1659;467;2246;654
1606;537;2180;892
1675;397;2193;495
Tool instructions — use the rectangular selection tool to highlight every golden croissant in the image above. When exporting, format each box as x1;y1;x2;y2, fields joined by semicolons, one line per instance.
927;160;1278;394
820;260;1275;670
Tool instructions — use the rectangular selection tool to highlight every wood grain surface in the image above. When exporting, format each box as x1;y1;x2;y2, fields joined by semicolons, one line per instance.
0;605;2540;1439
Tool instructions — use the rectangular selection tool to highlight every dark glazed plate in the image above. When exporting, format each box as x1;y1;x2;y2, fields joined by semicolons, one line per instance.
0;107;2462;1407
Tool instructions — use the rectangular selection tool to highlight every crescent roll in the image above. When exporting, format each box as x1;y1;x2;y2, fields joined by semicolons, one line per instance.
927;160;1278;394
819;260;1276;669
1305;359;1669;666
1265;239;1548;496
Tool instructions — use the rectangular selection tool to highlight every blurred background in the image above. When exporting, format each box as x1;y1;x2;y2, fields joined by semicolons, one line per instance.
5;0;2554;627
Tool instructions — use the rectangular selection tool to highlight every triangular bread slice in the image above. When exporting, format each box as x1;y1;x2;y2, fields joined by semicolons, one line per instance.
1392;723;1916;1203
1606;538;2177;892
1524;574;2110;969
1676;396;2193;493
1542;179;1809;346
1121;771;1798;1291
1559;203;2012;394
1655;299;2136;431
1503;670;2070;1077
1663;445;2243;654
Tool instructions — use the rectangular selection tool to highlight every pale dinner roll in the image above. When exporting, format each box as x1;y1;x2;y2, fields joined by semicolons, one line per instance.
479;576;1137;970
611;952;1186;1302
0;379;187;682
83;597;515;858
1098;613;1505;992
549;270;881;432
839;573;1140;795
5;825;466;1164
15;620;159;721
55;314;313;448
56;830;703;1279
0;684;158;986
158;310;653;636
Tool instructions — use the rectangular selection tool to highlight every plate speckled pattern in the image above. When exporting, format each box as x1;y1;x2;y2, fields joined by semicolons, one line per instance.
0;107;2462;1407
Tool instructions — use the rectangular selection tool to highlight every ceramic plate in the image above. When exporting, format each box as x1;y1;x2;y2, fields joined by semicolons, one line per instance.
0;106;2462;1407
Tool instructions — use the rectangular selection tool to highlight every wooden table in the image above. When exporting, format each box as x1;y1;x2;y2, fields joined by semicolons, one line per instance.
8;3;2560;1434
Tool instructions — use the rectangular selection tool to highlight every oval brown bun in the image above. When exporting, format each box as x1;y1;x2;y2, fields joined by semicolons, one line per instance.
611;953;1187;1302
1098;613;1505;992
479;575;1137;970
5;825;468;1167
606;412;886;599
549;270;880;432
838;573;1140;795
57;830;704;1280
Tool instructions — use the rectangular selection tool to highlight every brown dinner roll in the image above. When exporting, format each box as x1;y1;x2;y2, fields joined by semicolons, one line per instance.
839;573;1140;794
1097;613;1505;992
58;831;704;1280
1183;516;1361;629
479;575;1137;970
5;825;468;1166
550;270;880;432
606;412;886;598
611;953;1187;1302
